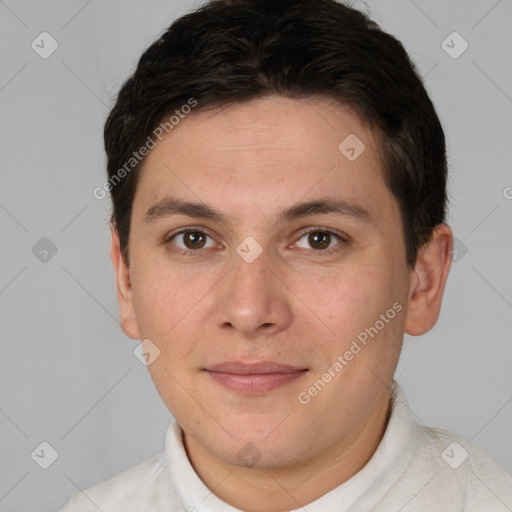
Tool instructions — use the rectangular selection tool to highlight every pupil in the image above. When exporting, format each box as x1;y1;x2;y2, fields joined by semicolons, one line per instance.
310;232;330;249
185;232;205;249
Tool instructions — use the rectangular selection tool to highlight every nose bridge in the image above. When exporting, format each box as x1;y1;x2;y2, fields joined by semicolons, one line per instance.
229;239;274;305
214;238;291;334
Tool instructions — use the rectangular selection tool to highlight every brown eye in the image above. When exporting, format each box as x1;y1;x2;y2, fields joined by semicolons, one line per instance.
295;229;345;252
169;230;216;253
183;231;207;249
308;231;331;250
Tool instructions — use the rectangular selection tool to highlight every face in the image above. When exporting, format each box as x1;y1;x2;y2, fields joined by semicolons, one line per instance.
111;96;451;471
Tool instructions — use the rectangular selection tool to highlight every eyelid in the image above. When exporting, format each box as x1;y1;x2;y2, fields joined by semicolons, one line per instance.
165;225;217;241
295;225;348;241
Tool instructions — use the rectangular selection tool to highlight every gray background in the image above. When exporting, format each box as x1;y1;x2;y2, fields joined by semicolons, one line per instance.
0;0;511;510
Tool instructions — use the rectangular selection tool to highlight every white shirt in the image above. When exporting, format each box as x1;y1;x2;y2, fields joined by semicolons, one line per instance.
58;381;512;511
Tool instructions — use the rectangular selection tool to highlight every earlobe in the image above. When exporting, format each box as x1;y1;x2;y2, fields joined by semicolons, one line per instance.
404;223;453;336
110;227;140;340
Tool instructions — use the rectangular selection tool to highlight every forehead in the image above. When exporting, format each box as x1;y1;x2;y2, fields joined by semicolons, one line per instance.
164;96;377;159
133;96;398;229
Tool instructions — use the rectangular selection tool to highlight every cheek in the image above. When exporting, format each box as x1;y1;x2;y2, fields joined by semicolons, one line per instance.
129;261;213;369
130;260;187;341
131;275;168;335
296;263;393;337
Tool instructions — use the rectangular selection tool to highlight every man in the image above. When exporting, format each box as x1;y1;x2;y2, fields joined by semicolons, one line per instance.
59;0;512;510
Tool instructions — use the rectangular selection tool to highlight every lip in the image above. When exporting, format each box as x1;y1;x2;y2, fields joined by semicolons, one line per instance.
203;360;309;394
205;360;306;374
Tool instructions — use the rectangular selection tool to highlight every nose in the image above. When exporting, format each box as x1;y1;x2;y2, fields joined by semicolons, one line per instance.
213;242;293;339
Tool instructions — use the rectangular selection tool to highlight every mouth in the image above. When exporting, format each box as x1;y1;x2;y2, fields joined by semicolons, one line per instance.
202;360;309;394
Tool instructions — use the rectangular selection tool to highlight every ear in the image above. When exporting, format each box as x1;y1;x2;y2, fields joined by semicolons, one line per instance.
404;223;453;336
110;226;140;340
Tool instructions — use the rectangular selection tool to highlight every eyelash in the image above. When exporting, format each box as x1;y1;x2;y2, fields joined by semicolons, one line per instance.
164;226;348;257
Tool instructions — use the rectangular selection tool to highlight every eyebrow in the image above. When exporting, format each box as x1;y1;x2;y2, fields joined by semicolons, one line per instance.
144;196;374;226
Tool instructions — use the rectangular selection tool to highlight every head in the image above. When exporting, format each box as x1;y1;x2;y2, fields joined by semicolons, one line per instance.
106;0;452;477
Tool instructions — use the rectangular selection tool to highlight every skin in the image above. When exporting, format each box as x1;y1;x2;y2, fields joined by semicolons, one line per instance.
111;96;452;511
